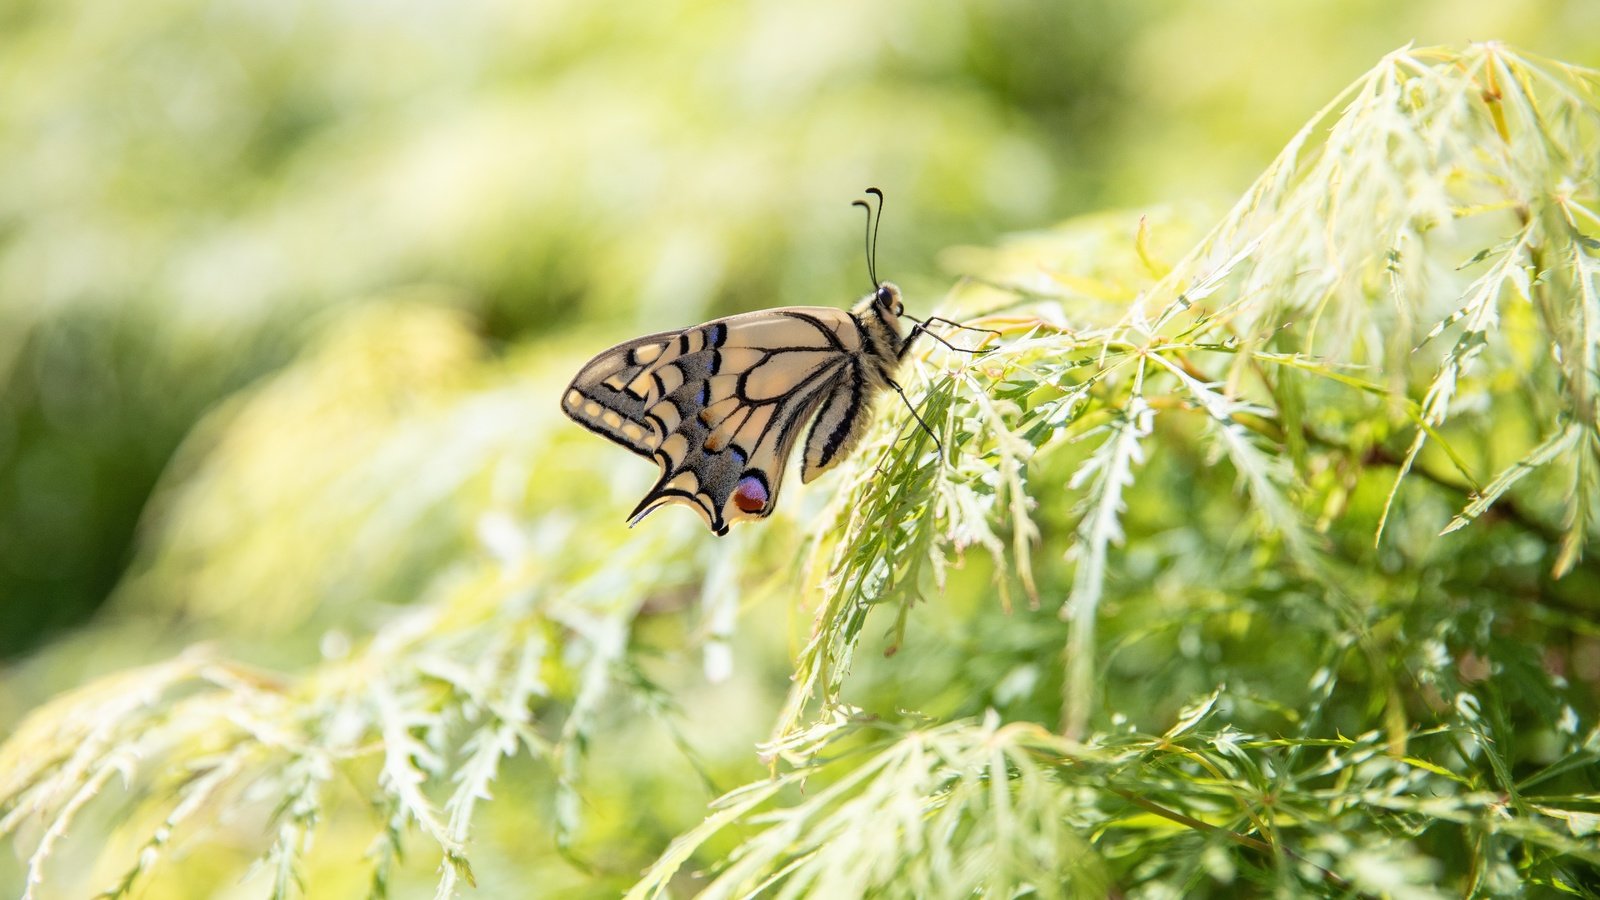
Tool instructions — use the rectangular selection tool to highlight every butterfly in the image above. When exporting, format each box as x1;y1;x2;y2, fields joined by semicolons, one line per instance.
561;189;991;535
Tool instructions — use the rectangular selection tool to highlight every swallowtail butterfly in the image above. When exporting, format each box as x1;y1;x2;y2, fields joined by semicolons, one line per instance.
561;189;987;534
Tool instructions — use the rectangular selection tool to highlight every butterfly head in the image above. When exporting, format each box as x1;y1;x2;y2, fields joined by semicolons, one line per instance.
874;281;904;318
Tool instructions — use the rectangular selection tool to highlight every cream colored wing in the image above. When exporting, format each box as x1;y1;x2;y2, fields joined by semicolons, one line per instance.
562;308;864;534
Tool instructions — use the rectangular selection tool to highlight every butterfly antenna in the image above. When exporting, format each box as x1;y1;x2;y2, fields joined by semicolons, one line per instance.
865;187;884;286
851;194;878;287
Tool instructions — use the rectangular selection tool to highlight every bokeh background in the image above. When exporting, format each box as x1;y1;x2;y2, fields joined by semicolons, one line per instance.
3;0;1599;895
5;0;1598;662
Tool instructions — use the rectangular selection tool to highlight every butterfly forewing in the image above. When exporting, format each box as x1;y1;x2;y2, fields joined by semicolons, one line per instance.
563;306;890;535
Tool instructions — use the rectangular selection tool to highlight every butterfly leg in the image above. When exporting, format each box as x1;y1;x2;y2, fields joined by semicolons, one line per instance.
922;316;1002;343
900;322;945;358
900;320;991;358
886;377;945;463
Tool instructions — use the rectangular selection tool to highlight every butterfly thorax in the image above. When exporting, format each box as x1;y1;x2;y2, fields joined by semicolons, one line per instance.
847;281;907;389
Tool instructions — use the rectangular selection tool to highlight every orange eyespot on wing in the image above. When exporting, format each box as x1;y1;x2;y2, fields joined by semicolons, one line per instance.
732;474;770;514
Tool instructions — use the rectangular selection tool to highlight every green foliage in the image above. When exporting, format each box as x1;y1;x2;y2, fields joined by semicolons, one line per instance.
674;43;1600;894
729;43;1600;892
637;701;1599;898
6;41;1600;899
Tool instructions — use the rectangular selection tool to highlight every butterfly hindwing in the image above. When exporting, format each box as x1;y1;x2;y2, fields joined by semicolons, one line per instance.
563;308;878;534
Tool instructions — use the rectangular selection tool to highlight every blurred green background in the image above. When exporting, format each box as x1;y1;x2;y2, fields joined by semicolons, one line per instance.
2;0;1599;893
4;0;1595;662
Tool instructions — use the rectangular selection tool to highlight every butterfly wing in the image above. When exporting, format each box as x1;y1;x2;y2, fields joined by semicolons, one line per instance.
562;308;864;534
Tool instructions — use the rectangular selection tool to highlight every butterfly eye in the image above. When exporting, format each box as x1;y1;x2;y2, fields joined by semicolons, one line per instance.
875;285;893;307
732;473;769;513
